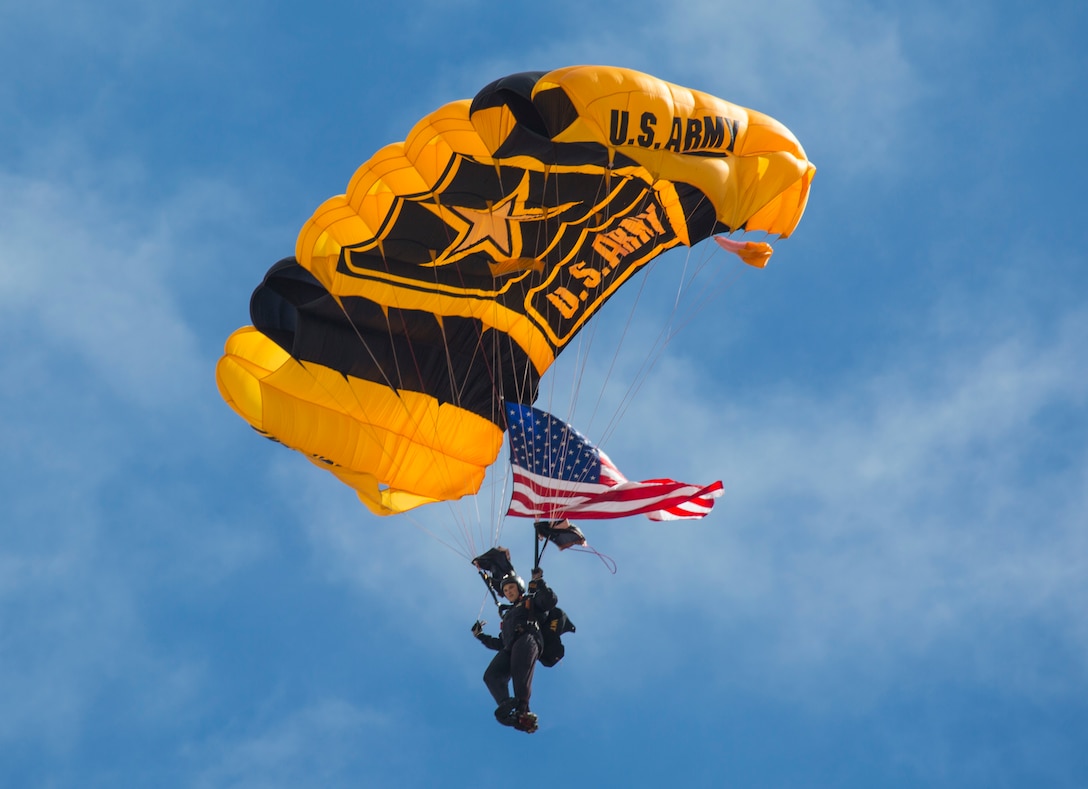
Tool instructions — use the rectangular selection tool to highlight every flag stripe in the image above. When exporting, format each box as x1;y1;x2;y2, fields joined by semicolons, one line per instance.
508;468;723;520
504;401;723;521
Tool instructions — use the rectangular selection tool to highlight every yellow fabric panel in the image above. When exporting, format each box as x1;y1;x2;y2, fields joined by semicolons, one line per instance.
308;231;343;275
404;101;489;178
535;65;814;239
216;326;505;515
215;326;290;429
322;460;444;516
404;99;489;161
300;196;376;274
349;143;430;202
469;104;521;155
744;165;814;237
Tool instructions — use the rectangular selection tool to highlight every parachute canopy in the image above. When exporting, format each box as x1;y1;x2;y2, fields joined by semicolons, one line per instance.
216;65;814;516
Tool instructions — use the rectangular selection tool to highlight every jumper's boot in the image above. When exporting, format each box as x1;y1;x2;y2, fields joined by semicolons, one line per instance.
512;699;538;733
514;712;538;733
493;698;519;727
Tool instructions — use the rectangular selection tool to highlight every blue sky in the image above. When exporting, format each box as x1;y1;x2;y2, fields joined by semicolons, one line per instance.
3;1;1087;786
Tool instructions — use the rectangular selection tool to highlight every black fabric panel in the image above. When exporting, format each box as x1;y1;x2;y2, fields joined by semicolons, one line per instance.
470;71;548;133
675;183;729;240
249;258;539;425
531;85;580;138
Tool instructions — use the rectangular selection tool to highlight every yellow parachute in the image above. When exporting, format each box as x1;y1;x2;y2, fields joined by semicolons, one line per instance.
216;65;814;516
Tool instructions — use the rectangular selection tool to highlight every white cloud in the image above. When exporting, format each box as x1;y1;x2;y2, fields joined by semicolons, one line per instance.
0;511;209;752
0;174;194;409
586;300;1088;698
190;699;392;789
0;153;264;754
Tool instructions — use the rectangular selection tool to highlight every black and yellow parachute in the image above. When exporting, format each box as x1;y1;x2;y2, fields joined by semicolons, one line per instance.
216;65;814;516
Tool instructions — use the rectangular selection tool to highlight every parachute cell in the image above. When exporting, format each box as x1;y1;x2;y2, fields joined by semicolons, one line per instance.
216;65;814;515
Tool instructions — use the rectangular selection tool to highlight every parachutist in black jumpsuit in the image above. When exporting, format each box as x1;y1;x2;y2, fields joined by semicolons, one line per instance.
472;569;557;731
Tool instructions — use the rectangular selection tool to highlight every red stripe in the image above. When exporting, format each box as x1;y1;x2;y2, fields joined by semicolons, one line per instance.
507;471;723;520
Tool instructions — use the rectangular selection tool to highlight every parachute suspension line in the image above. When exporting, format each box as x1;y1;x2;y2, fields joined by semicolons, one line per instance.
556;183;752;454
424;190;514;558
590;228;703;444
664;257;747;339
478;593;493;622
480;205;529;553
527;163;622;503
401;509;479;561
593;188;717;438
525;167;752;479
327;256;478;560
660;195;757;339
364;192;497;557
292;292;421;493
386;267;472;539
585;195;664;442
534;162;579;428
250;283;430;539
562;186;663;446
537;163;622;432
427;193;498;555
431;308;494;557
593;240;746;449
325;295;400;392
477;586;493;621
583;184;679;446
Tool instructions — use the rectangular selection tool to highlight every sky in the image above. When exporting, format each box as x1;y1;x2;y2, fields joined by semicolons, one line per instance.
2;1;1087;786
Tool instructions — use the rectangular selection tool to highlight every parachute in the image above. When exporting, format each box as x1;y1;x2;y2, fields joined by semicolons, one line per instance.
216;65;814;519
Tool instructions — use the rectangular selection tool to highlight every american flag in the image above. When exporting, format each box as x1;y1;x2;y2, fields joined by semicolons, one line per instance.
504;402;724;521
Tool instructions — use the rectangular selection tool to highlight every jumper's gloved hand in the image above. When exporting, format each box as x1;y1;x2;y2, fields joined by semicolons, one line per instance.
471;620;484;637
531;567;543;581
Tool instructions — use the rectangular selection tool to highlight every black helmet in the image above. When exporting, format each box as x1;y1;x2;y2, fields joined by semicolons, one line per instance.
498;573;526;595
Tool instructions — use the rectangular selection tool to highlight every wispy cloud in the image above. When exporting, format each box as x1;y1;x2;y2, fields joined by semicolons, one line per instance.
2;2;1085;783
0;160;262;756
189;699;393;789
0;170;216;410
573;288;1088;699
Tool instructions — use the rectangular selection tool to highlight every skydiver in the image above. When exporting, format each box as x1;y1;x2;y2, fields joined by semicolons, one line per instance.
471;566;558;733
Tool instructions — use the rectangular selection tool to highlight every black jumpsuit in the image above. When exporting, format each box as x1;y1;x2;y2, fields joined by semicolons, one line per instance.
476;578;558;712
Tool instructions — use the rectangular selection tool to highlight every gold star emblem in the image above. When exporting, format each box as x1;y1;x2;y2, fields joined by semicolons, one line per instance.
428;171;576;264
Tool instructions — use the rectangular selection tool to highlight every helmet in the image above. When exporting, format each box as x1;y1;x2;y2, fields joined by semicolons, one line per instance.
498;573;526;594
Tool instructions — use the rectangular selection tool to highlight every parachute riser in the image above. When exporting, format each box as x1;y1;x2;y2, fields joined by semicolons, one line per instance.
533;528;549;574
477;569;501;608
